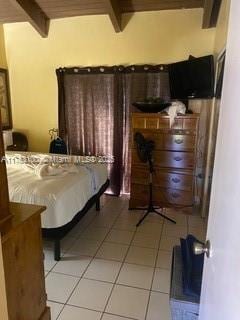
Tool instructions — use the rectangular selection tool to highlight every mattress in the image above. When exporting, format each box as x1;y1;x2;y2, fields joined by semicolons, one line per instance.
6;152;108;229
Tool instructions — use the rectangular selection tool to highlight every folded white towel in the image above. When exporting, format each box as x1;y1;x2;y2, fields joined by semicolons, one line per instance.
165;101;186;127
27;162;78;179
13;154;79;179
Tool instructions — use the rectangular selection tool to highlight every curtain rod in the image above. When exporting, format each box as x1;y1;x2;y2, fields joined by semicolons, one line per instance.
56;64;168;75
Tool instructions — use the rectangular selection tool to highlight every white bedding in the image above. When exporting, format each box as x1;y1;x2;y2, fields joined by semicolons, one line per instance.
6;152;108;229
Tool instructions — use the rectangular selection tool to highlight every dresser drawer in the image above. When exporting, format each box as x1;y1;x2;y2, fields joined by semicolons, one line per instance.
132;117;169;129
132;115;199;130
130;114;199;212
171;118;183;129
132;131;196;151
132;117;145;128
162;188;193;206
130;183;164;205
130;183;193;207
132;129;164;150
156;151;195;169
145;118;160;129
131;166;193;191
183;118;198;130
132;150;195;169
163;134;196;151
132;117;183;129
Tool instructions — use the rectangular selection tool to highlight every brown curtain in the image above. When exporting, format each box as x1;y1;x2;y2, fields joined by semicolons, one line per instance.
56;65;169;195
122;67;170;193
57;67;123;195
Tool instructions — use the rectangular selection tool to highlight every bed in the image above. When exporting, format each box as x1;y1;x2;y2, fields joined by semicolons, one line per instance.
6;151;109;260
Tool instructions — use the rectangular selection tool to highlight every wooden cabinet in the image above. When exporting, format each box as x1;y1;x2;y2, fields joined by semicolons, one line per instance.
0;126;11;226
1;203;50;320
129;113;199;210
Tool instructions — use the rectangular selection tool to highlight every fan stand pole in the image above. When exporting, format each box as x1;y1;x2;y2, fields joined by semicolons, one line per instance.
136;161;176;227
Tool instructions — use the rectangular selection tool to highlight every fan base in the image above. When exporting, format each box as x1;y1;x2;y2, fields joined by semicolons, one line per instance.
131;205;176;227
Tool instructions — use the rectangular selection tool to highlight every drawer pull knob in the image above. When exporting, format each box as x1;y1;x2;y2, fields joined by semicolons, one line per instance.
174;156;182;162
171;193;180;198
172;177;180;183
174;139;183;144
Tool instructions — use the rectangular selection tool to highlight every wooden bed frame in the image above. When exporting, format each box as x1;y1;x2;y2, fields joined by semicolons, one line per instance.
42;179;109;261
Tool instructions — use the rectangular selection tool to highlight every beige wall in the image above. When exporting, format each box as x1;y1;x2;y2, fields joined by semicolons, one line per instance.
200;0;231;217
4;9;216;151
214;0;231;55
0;25;7;68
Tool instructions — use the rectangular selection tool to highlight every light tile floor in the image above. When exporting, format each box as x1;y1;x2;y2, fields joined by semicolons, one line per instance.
44;195;207;320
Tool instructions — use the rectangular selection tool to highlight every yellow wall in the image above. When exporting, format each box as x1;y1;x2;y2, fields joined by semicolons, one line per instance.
0;25;7;68
4;9;216;151
214;0;231;55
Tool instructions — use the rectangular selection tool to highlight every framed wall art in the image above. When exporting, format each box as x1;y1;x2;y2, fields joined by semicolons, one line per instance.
0;68;12;129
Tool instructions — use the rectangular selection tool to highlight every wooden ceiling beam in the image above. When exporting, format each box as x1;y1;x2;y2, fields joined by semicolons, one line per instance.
8;0;50;37
103;0;122;33
202;0;222;29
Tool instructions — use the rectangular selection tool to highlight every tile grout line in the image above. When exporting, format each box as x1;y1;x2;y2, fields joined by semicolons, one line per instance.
55;197;127;320
99;207;143;320
48;198;179;320
48;244;171;277
44;200;109;274
99;208;164;319
57;205;164;319
44;211;97;274
53;200;115;319
49;299;141;320
144;208;165;320
103;311;139;320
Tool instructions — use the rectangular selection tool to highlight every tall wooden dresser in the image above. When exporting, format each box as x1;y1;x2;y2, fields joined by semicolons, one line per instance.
129;113;199;210
0;124;50;319
1;203;50;320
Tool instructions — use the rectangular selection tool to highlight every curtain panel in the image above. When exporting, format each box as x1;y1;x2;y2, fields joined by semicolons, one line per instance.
121;70;170;193
56;65;170;195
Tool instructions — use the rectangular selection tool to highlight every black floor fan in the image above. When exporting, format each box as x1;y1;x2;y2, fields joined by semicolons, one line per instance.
134;132;176;227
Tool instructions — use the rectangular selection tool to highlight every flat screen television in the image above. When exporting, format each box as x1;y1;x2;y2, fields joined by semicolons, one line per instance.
169;55;215;99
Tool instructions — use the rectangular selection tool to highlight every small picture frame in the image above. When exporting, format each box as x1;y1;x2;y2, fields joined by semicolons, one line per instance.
0;68;12;129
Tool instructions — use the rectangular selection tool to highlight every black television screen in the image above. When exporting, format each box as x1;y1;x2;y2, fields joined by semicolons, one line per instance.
169;55;214;99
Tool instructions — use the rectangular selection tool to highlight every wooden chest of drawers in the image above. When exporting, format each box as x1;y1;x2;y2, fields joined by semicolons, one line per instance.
0;203;50;320
129;113;199;209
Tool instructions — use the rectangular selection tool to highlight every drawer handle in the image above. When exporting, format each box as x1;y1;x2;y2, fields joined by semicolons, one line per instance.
174;139;183;144
174;156;182;162
171;193;180;198
172;177;180;183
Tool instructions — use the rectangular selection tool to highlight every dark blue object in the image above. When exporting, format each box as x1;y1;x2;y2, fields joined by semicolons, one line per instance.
49;138;67;154
180;235;204;298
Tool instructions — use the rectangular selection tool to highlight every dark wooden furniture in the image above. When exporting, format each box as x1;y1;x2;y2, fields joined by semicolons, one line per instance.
7;131;28;151
129;113;199;210
0;123;12;228
42;179;109;261
170;246;200;319
1;202;50;320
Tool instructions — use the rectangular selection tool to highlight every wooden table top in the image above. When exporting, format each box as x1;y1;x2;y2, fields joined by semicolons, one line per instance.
1;203;46;238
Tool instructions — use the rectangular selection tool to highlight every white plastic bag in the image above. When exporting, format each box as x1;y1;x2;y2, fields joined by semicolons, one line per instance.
165;101;186;127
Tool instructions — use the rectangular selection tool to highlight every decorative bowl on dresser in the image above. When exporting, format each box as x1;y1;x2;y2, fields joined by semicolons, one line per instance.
132;101;171;113
129;113;199;211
